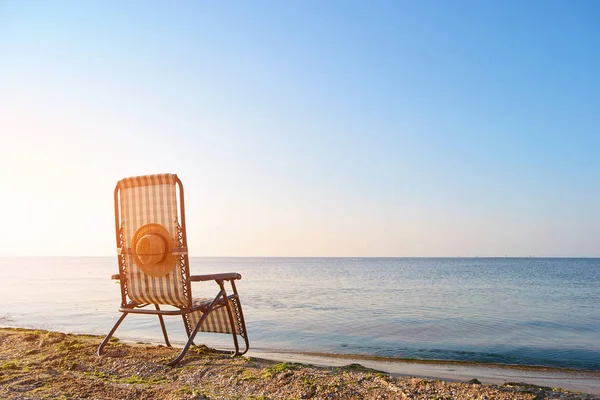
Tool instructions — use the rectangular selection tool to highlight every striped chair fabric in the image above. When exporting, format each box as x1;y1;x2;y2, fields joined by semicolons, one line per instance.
188;298;240;334
118;174;188;308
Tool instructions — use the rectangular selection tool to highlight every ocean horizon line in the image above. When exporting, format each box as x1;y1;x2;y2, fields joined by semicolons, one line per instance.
2;255;599;259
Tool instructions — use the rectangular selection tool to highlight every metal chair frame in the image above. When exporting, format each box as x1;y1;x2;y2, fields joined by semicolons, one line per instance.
97;175;249;366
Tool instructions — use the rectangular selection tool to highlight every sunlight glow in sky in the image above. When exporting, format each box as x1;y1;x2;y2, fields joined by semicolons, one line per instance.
1;1;599;257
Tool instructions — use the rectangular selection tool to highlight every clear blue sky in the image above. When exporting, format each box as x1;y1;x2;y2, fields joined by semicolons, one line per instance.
1;1;598;257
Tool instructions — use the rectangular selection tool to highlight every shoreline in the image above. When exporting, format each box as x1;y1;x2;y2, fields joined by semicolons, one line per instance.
5;323;592;375
251;350;600;396
1;327;598;399
252;348;600;373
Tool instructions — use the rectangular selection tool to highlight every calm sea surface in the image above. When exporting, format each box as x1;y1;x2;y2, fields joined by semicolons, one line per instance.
1;257;599;370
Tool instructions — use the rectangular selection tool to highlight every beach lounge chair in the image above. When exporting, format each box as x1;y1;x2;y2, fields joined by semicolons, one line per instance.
98;173;249;366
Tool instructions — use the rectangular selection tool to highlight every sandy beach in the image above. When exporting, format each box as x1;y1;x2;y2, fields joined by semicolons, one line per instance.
1;328;598;399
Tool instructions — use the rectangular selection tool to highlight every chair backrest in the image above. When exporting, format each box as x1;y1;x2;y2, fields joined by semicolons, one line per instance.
114;174;192;308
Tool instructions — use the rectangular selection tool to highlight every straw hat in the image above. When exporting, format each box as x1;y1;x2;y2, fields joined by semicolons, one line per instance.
131;223;178;277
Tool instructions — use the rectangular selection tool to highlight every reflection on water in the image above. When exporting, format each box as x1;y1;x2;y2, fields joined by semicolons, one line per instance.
1;257;599;370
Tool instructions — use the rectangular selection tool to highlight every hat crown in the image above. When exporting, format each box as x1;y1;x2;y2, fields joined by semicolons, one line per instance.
131;223;177;277
135;234;167;264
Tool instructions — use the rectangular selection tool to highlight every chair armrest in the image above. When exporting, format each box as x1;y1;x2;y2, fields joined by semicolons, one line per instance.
111;273;241;281
190;272;242;282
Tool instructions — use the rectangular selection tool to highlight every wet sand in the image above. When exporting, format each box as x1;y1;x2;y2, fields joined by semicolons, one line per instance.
252;350;600;395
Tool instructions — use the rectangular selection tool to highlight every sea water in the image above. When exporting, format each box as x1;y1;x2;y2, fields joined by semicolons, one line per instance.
0;257;598;370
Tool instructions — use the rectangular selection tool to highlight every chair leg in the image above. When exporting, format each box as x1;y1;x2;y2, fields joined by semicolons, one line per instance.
98;312;129;356
167;291;225;367
235;301;250;356
155;304;171;347
230;281;250;355
239;334;250;356
181;315;196;346
231;303;249;356
221;287;240;356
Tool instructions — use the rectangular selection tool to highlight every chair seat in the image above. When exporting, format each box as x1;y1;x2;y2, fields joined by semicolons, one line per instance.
189;297;239;334
192;297;221;309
